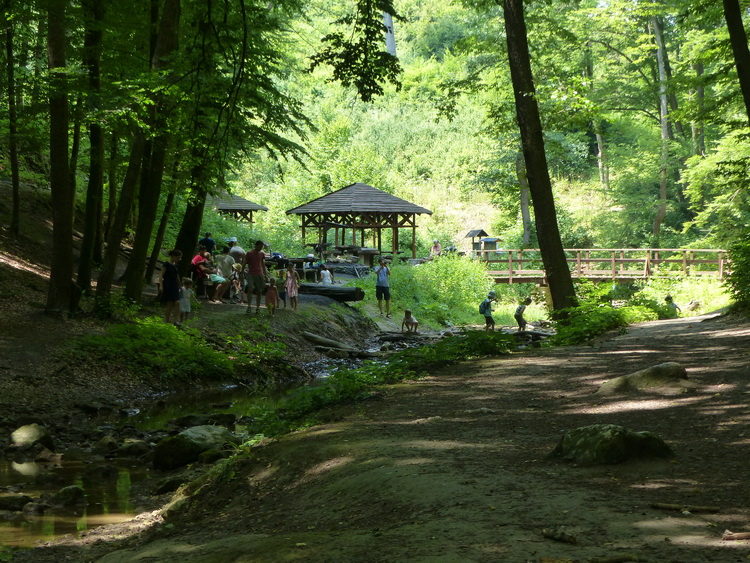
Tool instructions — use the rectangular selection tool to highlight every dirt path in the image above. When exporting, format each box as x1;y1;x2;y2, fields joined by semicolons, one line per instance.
13;312;750;563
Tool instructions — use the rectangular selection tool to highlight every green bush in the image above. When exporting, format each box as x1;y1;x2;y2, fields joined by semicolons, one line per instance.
76;317;234;380
352;254;496;327
725;237;750;311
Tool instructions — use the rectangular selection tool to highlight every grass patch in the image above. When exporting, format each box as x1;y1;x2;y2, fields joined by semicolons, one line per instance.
74;316;288;382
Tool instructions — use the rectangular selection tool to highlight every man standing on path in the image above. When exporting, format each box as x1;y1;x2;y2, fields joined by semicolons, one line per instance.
375;258;391;318
243;240;268;314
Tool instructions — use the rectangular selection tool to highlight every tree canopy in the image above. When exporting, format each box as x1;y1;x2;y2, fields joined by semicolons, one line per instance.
2;0;749;313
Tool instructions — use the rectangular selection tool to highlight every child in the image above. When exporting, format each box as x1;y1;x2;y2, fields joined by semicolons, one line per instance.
285;263;301;311
515;297;533;331
230;263;245;304
480;291;497;332
665;294;681;318
178;278;196;324
276;270;287;308
318;264;334;285
401;309;419;333
265;277;280;316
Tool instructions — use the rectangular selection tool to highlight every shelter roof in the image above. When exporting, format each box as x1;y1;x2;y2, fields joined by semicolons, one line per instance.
211;193;268;212
286;183;432;215
465;229;489;238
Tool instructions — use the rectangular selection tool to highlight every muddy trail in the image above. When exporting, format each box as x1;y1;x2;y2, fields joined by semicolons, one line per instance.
6;311;749;563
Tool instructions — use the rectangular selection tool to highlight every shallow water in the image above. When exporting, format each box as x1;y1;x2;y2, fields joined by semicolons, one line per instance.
0;458;148;548
1;363;357;548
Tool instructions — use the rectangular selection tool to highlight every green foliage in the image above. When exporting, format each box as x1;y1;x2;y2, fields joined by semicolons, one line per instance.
724;236;750;311
351;255;492;327
309;0;402;102
75;317;235;381
552;301;656;346
554;275;731;345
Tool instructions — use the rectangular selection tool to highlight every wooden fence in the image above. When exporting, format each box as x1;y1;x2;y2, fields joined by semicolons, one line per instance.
473;248;729;284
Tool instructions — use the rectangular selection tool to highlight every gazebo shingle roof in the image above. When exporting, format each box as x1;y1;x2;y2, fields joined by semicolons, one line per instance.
211;194;268;212
286;183;432;215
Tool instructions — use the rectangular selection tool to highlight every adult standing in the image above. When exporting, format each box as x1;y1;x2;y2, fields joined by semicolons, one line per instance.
430;239;442;257
159;249;182;325
199;232;216;255
243;240;268;314
375;258;391;318
227;238;246;264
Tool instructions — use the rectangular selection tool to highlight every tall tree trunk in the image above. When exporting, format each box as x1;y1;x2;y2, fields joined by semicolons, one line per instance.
77;0;105;293
45;0;74;317
691;63;705;157
104;131;118;238
651;16;684;138
5;0;21;238
144;190;175;284
95;133;145;303
502;0;576;311
595;129;609;189
651;16;669;243
175;190;207;279
383;12;396;57
122;0;181;302
68;95;83;199
723;0;750;126
515;152;532;246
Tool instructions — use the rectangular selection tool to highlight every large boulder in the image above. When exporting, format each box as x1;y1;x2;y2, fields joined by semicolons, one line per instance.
152;425;232;471
0;494;33;512
11;423;54;451
49;485;86;508
548;424;674;465
596;362;689;395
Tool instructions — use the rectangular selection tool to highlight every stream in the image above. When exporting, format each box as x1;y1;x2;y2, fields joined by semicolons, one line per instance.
0;333;423;548
0;357;364;548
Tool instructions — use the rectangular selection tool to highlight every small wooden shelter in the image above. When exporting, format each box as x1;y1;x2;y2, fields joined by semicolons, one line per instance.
466;229;489;248
286;183;432;258
210;194;268;222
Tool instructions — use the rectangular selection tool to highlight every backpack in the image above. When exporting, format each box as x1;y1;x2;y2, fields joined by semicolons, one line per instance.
479;299;489;315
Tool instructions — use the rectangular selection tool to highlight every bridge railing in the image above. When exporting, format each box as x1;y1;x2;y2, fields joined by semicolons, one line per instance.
474;248;729;284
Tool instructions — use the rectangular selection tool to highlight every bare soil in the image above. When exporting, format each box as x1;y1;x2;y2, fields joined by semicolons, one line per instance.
7;310;750;563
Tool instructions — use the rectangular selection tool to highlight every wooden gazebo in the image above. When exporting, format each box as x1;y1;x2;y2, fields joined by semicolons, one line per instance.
286;183;432;258
210;194;268;222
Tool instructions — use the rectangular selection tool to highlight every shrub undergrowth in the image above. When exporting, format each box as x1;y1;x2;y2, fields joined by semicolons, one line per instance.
74;317;286;381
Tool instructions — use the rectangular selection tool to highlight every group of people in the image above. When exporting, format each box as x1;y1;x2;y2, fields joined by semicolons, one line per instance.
480;291;533;333
161;234;535;333
158;235;303;325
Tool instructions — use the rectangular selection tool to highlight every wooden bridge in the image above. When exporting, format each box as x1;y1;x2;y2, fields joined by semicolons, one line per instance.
475;248;729;285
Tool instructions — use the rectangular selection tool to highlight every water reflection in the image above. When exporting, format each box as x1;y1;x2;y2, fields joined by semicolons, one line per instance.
0;459;145;548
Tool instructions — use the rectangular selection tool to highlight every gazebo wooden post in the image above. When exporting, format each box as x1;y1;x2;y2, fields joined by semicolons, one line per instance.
392;225;398;255
412;223;416;258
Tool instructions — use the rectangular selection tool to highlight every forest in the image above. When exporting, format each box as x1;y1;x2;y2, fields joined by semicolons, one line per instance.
2;0;750;315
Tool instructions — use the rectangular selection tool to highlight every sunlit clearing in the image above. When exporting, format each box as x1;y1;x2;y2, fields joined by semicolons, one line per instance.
630;479;699;490
304;427;345;436
394;457;435;466
566;396;706;414
403;440;491;450
635;517;707;531
0;251;49;277
304;456;355;477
